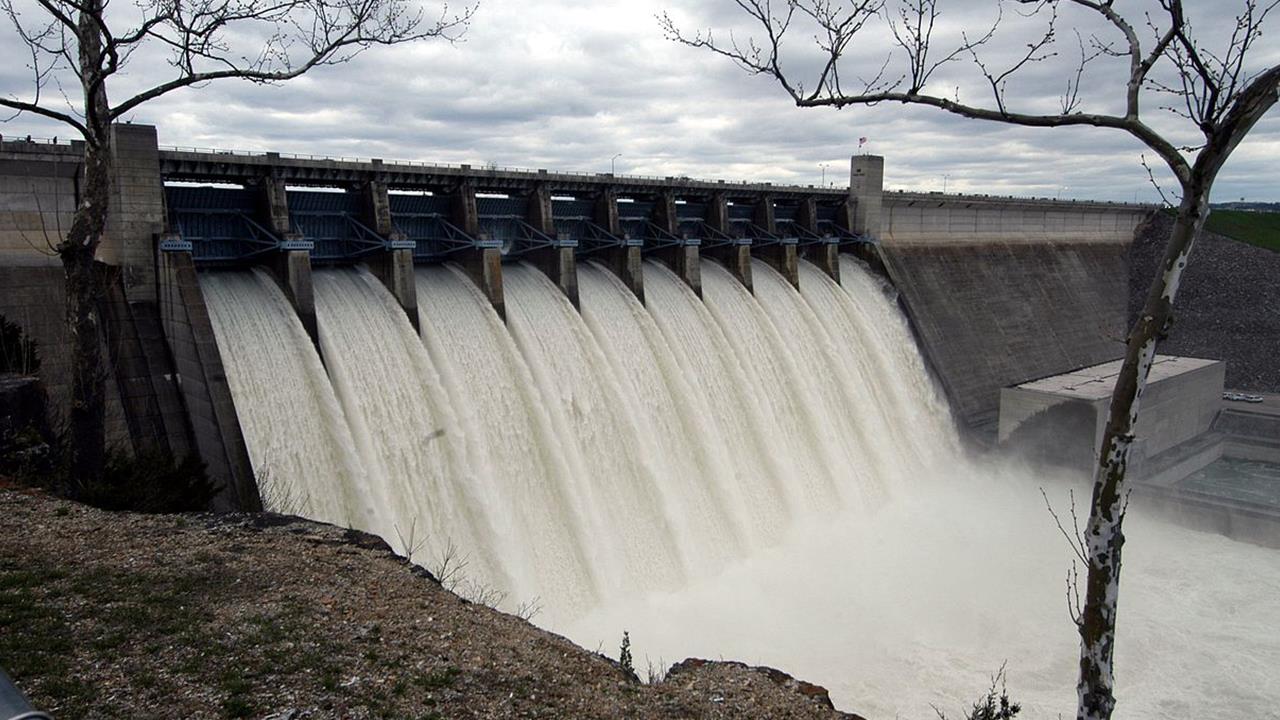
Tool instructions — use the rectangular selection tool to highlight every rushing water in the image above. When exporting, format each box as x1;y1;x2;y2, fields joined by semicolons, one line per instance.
202;256;1280;719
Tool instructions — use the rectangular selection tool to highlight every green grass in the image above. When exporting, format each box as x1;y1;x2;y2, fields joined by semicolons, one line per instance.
1205;209;1280;252
1;547;469;719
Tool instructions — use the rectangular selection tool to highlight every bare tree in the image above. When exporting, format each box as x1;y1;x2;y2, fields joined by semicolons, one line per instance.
1;0;473;492
662;2;1279;718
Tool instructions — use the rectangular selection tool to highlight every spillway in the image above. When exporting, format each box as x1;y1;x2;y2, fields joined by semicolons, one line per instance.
202;255;1280;719
201;270;372;531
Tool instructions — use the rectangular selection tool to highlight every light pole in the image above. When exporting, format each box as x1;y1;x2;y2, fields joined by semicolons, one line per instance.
611;153;622;175
943;174;950;193
820;162;830;186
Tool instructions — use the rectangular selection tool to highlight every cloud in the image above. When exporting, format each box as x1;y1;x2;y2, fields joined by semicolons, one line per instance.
1;0;1277;202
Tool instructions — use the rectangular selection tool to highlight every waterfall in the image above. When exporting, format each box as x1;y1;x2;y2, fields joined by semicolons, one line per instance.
201;269;371;530
414;264;597;614
312;267;505;588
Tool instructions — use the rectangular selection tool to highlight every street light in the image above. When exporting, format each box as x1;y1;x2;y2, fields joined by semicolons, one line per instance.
943;174;950;193
820;162;831;186
611;153;622;175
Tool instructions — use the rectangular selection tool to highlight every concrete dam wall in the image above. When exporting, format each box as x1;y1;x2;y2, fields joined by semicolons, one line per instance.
1;124;1150;497
876;198;1140;435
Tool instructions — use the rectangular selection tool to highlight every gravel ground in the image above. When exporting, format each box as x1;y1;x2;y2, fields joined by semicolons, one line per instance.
1129;212;1280;392
0;487;864;720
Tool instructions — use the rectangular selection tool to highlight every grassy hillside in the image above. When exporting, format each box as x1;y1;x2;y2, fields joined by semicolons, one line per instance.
1205;209;1280;252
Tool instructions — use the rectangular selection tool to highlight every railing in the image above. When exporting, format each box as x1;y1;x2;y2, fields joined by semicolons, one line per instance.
157;143;1155;207
158;144;839;191
0;667;52;720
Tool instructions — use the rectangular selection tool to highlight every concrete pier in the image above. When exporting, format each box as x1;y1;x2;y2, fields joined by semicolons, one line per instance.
651;190;702;297
594;189;644;303
797;198;840;283
156;242;261;510
358;180;420;331
256;176;321;352
274;249;320;353
452;180;505;319
528;183;580;307
701;193;751;292
750;197;799;289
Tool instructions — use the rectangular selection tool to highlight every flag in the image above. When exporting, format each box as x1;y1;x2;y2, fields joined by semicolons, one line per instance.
858;136;868;147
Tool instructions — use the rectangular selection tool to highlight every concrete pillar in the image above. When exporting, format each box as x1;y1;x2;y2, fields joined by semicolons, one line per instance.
850;154;884;238
527;184;579;307
797;197;819;234
755;242;798;290
595;189;644;303
103;123;165;303
527;183;555;236
254;177;320;353
748;196;797;289
274;249;321;355
358;181;420;331
453;179;480;235
717;244;754;293
707;192;730;234
368;248;420;331
650;190;701;297
358;179;395;236
156;244;261;511
452;180;504;319
659;244;702;298
702;193;751;293
652;189;678;235
464;248;505;320
596;188;622;235
261;176;293;236
798;196;840;283
805;242;841;284
754;195;777;234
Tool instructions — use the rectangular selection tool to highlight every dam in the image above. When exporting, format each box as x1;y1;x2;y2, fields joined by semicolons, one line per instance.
4;124;1279;717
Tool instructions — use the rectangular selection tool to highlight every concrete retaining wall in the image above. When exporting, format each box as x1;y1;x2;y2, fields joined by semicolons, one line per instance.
879;238;1136;433
156;250;259;509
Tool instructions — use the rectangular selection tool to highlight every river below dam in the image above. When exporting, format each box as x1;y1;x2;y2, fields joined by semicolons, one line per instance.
202;256;1280;719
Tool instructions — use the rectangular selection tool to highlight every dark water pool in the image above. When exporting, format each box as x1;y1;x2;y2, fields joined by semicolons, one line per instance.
1178;457;1280;509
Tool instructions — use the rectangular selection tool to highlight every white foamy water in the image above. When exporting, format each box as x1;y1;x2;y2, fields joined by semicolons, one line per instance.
200;269;372;529
203;256;1280;719
415;264;596;614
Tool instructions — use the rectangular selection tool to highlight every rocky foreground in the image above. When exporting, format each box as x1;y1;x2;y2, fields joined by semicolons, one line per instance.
0;488;863;719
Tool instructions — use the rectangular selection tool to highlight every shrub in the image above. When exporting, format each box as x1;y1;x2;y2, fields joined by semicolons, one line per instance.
935;664;1021;720
619;631;634;676
74;450;220;513
0;314;40;375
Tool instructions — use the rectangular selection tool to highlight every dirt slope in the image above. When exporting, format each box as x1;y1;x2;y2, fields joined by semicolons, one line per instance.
0;488;863;720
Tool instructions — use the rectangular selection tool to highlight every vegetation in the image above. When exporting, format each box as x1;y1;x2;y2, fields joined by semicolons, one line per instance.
619;631;635;677
934;665;1021;720
79;451;219;514
1204;209;1280;252
0;314;39;375
0;541;460;719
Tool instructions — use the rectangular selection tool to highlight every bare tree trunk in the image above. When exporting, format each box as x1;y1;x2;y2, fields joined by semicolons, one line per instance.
1076;184;1209;720
58;0;113;495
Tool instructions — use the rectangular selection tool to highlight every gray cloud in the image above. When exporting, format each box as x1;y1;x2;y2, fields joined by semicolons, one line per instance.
1;0;1276;202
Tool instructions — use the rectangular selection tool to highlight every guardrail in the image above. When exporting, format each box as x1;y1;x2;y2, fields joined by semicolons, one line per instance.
0;667;52;720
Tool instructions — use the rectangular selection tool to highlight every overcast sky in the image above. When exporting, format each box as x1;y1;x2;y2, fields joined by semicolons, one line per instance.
2;0;1277;202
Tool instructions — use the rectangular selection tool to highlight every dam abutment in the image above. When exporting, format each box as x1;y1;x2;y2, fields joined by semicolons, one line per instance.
156;245;261;509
